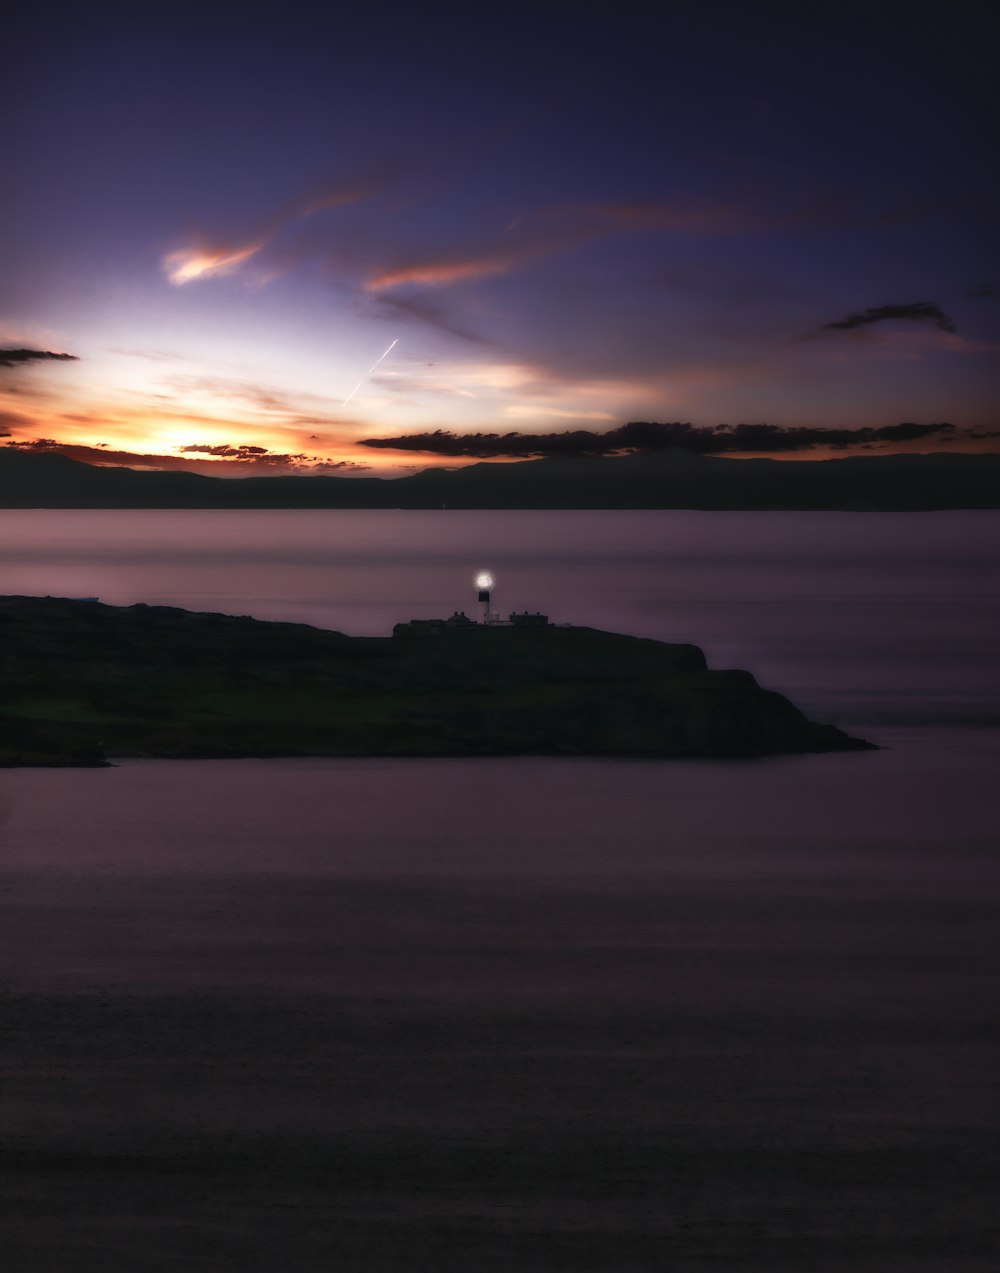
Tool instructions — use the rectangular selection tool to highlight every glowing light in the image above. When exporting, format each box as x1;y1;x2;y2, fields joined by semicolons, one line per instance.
476;572;493;589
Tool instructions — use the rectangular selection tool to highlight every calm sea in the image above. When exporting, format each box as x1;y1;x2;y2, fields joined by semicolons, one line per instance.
1;509;998;1270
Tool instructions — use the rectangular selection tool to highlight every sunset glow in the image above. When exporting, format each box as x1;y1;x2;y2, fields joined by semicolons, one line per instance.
4;9;996;478
4;12;1000;1268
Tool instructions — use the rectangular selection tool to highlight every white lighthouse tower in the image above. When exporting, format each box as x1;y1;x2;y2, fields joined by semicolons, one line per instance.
476;571;494;625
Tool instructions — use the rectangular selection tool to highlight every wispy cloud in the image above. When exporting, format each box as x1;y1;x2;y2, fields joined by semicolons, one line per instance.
110;347;191;363
366;243;551;292
163;177;382;286
365;354;658;427
0;406;34;430
504;405;616;421
369;292;491;343
158;183;861;316
163;240;267;286
364;198;752;293
807;325;1000;363
144;373;365;440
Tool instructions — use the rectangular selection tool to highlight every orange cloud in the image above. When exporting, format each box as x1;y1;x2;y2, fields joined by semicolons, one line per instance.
365;199;750;293
366;240;560;291
368;255;516;291
163;239;267;285
163;177;380;286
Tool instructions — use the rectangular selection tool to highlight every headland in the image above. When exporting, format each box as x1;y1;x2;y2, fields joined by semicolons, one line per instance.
0;596;873;766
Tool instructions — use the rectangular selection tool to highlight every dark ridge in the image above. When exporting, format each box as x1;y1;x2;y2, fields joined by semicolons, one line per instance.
1;446;997;510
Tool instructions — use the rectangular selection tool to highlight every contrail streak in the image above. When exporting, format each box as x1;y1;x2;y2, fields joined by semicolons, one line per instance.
342;339;398;405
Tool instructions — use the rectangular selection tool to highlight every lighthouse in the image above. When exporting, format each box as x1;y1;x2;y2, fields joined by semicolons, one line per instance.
476;571;494;625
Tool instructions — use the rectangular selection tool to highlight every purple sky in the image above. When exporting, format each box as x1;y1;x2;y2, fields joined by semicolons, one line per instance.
3;3;997;474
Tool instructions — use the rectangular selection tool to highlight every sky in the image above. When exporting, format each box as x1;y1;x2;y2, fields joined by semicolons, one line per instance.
3;2;998;476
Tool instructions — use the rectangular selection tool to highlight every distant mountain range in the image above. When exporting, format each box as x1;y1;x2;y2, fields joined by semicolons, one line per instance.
1;447;997;510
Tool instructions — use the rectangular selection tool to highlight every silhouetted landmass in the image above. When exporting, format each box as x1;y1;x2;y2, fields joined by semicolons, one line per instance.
0;597;871;766
1;446;997;509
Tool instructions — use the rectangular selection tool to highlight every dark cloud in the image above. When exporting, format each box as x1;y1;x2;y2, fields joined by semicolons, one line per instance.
3;437;368;475
360;420;960;458
179;443;270;456
372;293;490;344
967;284;995;298
6;437;64;451
822;302;955;334
0;348;79;368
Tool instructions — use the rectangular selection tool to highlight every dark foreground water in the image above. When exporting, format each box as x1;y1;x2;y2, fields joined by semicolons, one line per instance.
1;510;999;1269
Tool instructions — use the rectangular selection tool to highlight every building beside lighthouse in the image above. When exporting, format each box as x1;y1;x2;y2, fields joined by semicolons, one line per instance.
392;571;549;637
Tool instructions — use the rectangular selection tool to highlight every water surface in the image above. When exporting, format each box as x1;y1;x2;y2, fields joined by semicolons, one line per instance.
1;510;998;1269
4;507;999;725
